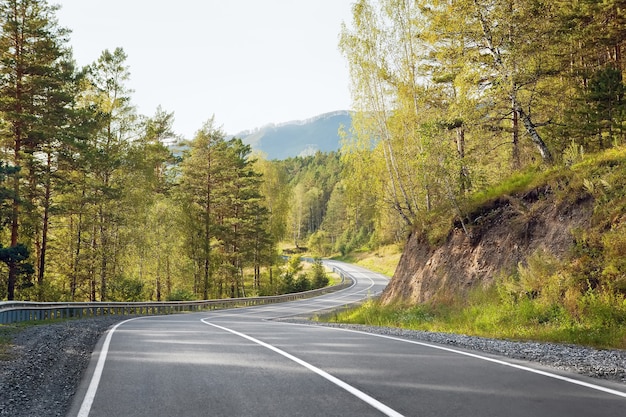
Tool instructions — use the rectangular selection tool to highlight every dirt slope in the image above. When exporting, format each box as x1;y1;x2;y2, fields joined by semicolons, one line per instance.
381;188;594;304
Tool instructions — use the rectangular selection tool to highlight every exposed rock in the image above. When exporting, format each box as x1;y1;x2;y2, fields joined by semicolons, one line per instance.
382;188;594;304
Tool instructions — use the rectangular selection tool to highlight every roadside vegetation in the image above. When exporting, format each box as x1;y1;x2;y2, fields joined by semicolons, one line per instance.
333;244;403;278
2;1;626;354
324;147;626;350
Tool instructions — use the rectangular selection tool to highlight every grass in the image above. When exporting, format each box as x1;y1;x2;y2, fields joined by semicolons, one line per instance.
323;147;626;350
325;287;626;349
333;244;402;277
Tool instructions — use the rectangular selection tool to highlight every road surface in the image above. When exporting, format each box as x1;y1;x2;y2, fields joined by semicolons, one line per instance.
68;261;626;417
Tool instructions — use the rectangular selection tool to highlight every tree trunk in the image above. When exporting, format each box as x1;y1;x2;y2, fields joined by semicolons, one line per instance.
70;210;83;301
89;223;97;302
515;104;553;163
193;260;200;296
99;209;108;301
165;256;171;299
269;266;273;288
37;152;53;300
203;150;212;300
512;102;521;169
156;266;161;301
8;135;21;301
474;1;553;164
456;126;471;192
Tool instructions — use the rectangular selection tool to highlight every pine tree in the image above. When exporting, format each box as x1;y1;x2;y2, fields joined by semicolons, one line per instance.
178;118;228;299
0;0;74;299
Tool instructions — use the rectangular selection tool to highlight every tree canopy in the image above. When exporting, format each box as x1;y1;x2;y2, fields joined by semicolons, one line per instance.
1;0;625;302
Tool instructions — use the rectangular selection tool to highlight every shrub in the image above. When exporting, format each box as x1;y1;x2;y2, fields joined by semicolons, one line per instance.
167;288;195;301
310;259;329;289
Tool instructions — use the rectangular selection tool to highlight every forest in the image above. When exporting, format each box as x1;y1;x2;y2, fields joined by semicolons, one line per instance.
0;0;335;302
330;0;626;348
338;0;626;230
1;0;626;306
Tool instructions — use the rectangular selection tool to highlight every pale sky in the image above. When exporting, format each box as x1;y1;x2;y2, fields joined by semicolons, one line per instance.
55;0;354;138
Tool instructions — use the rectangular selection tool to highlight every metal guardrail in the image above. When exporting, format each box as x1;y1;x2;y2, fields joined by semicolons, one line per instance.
0;267;352;324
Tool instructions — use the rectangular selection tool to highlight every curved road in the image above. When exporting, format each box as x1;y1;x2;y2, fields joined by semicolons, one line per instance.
68;261;626;417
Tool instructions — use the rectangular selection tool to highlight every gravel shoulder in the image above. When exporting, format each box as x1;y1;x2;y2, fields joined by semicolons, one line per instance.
0;317;129;417
0;316;624;417
306;322;626;384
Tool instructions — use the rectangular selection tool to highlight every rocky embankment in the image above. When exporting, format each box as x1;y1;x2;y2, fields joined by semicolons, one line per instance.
382;188;594;304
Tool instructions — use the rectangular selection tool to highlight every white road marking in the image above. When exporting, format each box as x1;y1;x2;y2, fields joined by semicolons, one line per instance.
311;325;626;399
76;317;144;417
204;272;382;320
206;289;378;320
201;318;406;417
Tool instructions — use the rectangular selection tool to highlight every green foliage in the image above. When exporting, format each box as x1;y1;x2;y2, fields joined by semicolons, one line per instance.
337;0;626;256
310;258;329;289
279;255;303;294
307;231;333;257
287;255;303;274
1;0;626;314
562;140;585;167
177;122;274;299
277;152;344;250
278;257;329;294
109;277;145;302
0;5;281;302
328;278;626;349
166;288;196;302
328;146;626;349
292;274;311;293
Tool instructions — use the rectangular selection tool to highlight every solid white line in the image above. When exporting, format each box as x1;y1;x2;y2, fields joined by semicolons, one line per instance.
204;274;380;320
315;325;626;399
76;317;144;417
201;318;406;417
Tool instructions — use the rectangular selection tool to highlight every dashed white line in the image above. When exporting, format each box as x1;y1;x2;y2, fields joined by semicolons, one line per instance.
201;318;406;417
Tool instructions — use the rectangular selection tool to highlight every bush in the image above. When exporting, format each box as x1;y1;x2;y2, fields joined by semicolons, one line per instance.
310;259;329;289
293;274;311;292
166;288;195;301
110;277;144;301
308;231;333;257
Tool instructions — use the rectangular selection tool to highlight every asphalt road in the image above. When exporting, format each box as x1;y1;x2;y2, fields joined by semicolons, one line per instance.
68;261;626;417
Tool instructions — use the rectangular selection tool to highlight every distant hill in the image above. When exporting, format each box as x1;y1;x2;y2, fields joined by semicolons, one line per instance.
236;110;352;160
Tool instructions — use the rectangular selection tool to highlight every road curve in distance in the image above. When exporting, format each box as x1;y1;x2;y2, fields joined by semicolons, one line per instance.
68;261;626;417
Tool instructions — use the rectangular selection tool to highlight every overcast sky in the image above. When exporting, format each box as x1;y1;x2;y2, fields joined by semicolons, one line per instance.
55;0;354;138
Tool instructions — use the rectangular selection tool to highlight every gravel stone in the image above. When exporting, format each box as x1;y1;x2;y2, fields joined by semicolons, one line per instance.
1;317;625;417
0;317;128;417
306;322;626;385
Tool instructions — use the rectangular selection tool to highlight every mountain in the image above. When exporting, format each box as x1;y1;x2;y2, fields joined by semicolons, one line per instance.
236;110;352;160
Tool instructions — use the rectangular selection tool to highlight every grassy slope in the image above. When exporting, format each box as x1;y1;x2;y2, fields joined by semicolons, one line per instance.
327;147;626;350
334;244;403;278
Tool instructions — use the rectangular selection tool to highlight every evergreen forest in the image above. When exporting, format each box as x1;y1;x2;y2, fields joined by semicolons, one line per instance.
2;0;626;310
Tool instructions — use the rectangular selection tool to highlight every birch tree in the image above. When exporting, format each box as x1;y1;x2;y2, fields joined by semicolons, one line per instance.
81;47;137;300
